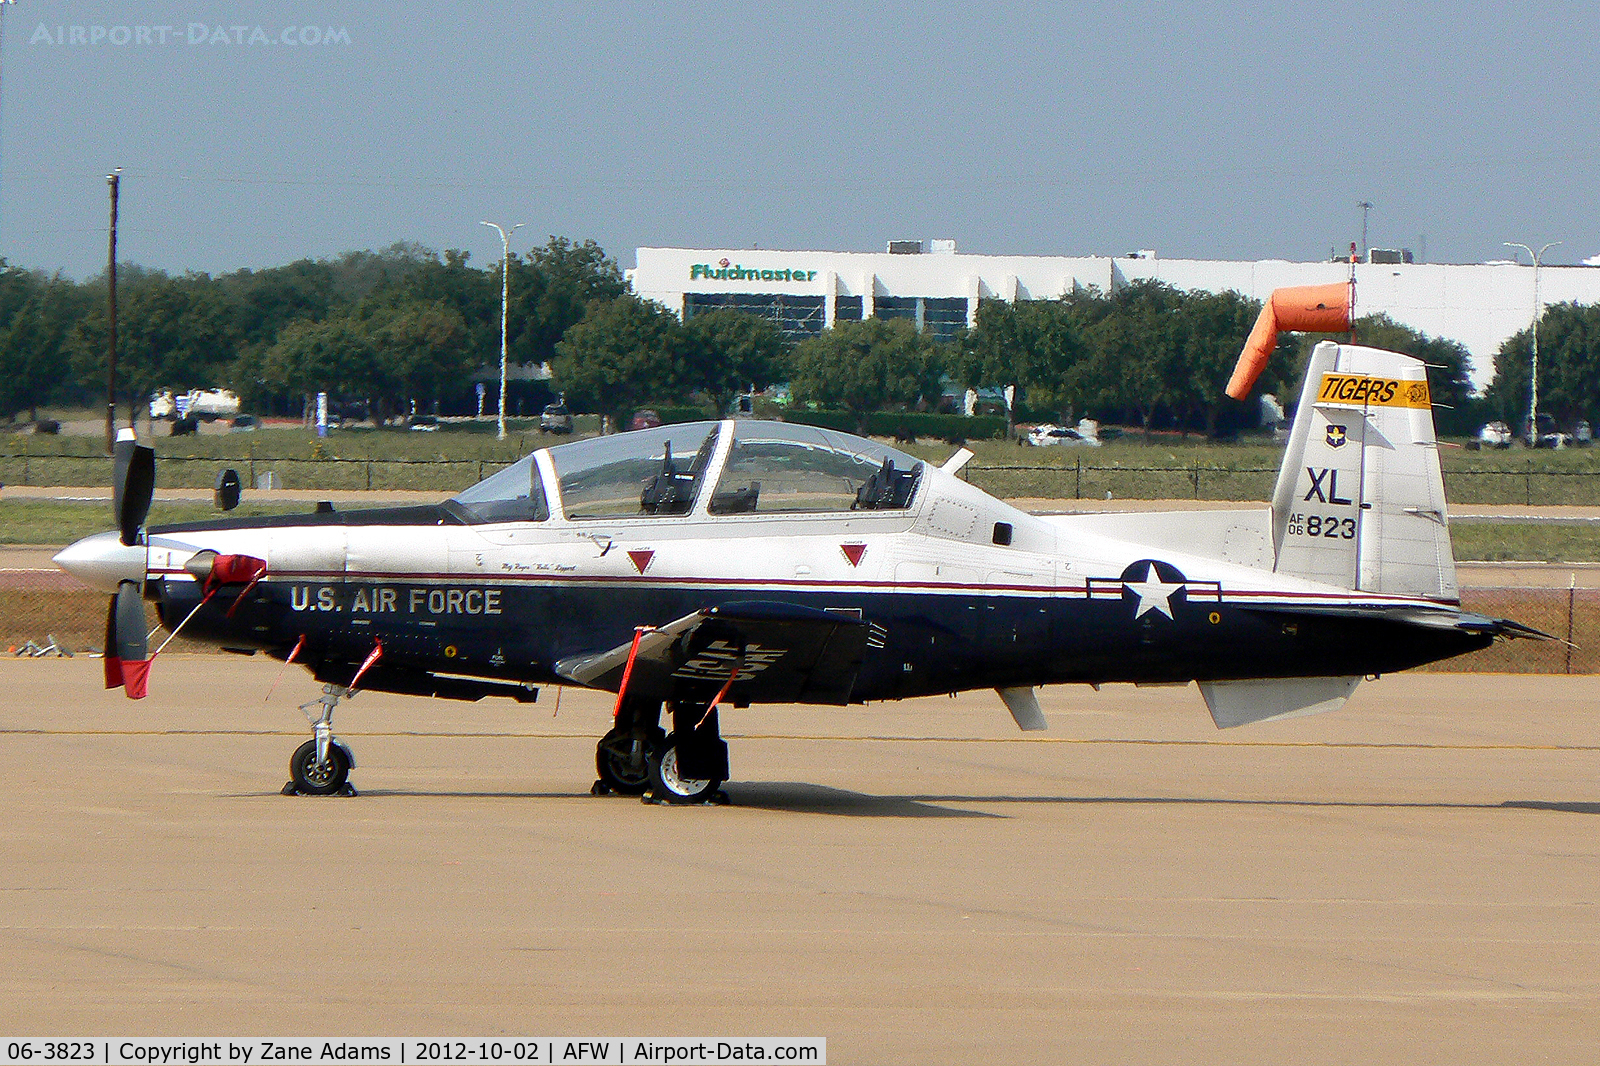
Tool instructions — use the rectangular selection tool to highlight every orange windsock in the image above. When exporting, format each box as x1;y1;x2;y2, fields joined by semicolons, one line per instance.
1224;282;1351;399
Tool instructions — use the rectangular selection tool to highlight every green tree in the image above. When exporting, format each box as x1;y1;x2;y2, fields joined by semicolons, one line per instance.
551;295;687;428
507;237;628;368
1054;283;1281;436
0;272;88;420
217;258;339;349
1484;302;1600;436
258;315;380;420
367;300;472;418
1066;281;1191;435
381;248;497;371
955;299;1086;428
67;268;241;416
682;309;787;415
1167;289;1262;437
788;318;945;434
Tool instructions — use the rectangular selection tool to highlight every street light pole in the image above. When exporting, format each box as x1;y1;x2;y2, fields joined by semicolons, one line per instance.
480;220;524;440
1504;241;1562;446
106;169;121;451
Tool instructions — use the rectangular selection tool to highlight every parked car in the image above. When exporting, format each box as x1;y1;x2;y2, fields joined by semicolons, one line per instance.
1026;418;1102;447
408;415;440;432
539;401;574;434
1476;421;1513;448
629;409;663;432
149;388;241;422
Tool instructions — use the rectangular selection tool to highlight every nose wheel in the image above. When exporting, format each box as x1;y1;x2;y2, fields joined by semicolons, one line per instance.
288;739;352;795
283;683;358;796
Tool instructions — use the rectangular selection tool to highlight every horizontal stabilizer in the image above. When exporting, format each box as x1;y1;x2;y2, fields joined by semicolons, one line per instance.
1199;676;1360;729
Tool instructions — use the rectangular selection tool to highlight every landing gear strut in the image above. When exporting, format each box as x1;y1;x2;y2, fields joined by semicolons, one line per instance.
284;683;357;796
593;699;729;804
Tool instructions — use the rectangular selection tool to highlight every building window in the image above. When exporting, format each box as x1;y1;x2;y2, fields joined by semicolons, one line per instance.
875;296;918;322
868;296;968;341
685;293;826;340
922;297;969;342
834;295;863;321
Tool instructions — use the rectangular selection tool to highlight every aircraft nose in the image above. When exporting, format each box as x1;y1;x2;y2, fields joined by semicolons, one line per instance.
54;531;146;593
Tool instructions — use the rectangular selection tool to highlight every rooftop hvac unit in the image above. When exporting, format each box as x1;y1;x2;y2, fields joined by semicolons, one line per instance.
1368;248;1414;265
887;240;923;255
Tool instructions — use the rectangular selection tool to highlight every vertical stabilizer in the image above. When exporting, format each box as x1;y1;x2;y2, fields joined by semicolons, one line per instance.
1270;341;1457;601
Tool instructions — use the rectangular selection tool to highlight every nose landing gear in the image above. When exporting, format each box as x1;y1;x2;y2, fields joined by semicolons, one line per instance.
283;683;358;796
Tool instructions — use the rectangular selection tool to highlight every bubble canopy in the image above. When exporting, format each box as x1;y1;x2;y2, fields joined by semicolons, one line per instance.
451;420;923;522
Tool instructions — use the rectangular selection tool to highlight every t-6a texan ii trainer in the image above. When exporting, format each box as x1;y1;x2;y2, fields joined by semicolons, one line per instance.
55;286;1544;803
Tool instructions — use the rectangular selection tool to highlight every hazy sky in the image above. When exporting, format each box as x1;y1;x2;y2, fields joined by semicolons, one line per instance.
2;1;1596;279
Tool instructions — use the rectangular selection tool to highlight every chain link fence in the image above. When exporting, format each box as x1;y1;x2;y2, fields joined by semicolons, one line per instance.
0;452;503;493
8;451;1600;504
964;461;1600;505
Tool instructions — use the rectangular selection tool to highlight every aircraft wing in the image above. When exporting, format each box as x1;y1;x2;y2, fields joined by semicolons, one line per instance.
554;600;871;706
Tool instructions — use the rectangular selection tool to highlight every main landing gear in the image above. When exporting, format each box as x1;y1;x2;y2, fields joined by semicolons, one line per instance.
283;683;358;797
592;699;729;805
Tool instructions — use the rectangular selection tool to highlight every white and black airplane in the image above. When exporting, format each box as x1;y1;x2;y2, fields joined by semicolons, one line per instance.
55;339;1541;802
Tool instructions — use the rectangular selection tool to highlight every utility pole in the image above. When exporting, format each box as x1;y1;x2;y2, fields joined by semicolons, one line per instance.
1356;201;1374;261
1504;241;1562;446
479;220;524;440
105;169;121;452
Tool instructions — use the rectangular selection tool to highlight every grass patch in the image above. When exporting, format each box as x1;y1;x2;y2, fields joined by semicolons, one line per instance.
0;499;314;545
1449;523;1600;563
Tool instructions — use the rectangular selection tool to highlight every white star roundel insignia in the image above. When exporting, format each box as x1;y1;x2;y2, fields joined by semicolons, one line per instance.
1120;559;1187;620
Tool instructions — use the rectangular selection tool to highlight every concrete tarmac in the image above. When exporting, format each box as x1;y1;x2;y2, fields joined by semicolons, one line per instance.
0;658;1596;1063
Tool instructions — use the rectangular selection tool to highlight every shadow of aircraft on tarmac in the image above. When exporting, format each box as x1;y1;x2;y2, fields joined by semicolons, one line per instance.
231;787;1600;817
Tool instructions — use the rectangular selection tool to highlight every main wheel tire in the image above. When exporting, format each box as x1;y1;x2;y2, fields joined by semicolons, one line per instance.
290;739;350;796
647;733;723;805
595;727;662;796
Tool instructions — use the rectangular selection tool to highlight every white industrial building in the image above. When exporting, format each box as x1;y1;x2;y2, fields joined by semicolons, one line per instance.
630;244;1600;388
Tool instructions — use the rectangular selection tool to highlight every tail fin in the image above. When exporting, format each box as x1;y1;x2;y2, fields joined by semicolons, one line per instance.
1270;340;1457;601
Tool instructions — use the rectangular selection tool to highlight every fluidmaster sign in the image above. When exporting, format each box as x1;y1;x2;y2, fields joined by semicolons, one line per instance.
690;262;818;282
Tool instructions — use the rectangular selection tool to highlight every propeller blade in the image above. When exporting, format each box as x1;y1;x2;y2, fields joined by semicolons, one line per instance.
113;432;156;547
103;580;151;699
